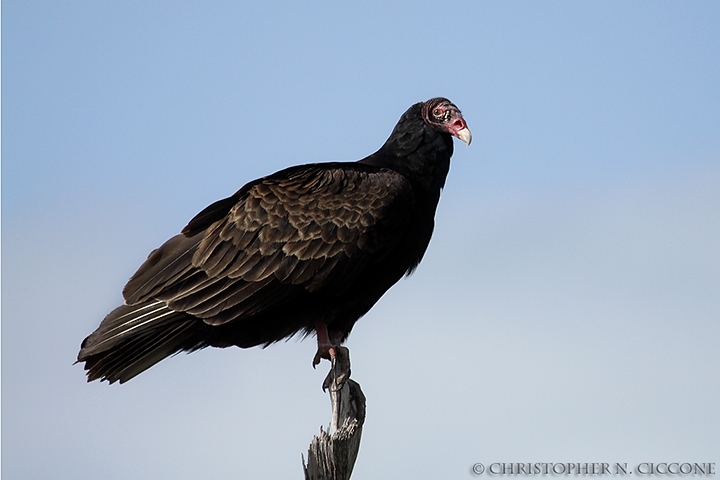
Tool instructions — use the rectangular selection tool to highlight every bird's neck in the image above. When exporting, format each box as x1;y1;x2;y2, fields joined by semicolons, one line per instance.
359;125;453;197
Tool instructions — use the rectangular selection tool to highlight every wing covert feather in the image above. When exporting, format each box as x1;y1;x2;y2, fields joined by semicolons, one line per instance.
124;164;414;326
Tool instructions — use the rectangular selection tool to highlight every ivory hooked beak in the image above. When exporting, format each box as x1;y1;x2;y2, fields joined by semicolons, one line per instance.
455;127;472;146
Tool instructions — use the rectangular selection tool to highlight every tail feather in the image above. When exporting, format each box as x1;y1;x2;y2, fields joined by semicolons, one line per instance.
78;301;210;384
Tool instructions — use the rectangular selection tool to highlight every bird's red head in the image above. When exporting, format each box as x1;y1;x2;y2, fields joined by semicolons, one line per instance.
421;98;472;146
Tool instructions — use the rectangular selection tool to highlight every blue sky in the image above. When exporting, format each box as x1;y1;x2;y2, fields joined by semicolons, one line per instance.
3;2;719;479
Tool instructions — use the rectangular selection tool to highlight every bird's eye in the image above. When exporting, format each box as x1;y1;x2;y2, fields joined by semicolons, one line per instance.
432;108;442;117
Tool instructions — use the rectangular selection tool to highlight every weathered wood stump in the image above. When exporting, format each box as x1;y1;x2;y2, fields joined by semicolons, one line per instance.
302;347;366;480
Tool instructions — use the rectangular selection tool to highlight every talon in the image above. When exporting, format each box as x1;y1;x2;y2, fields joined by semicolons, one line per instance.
322;345;351;392
312;343;336;368
313;320;339;368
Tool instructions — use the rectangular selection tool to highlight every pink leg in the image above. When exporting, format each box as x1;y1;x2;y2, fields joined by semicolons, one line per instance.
313;321;337;367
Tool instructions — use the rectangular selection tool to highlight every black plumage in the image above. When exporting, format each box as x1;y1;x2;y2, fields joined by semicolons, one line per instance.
77;97;471;383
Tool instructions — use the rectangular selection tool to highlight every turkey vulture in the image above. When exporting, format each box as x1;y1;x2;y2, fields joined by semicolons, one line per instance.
77;97;471;383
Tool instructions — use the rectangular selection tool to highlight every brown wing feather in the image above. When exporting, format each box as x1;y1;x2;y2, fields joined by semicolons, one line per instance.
122;164;414;328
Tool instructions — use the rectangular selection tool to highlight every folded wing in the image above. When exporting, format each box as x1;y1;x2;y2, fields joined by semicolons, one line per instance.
122;163;415;327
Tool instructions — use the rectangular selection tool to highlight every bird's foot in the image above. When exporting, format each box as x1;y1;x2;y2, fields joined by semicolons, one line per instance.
313;320;341;368
322;345;351;392
312;342;337;368
313;321;349;390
